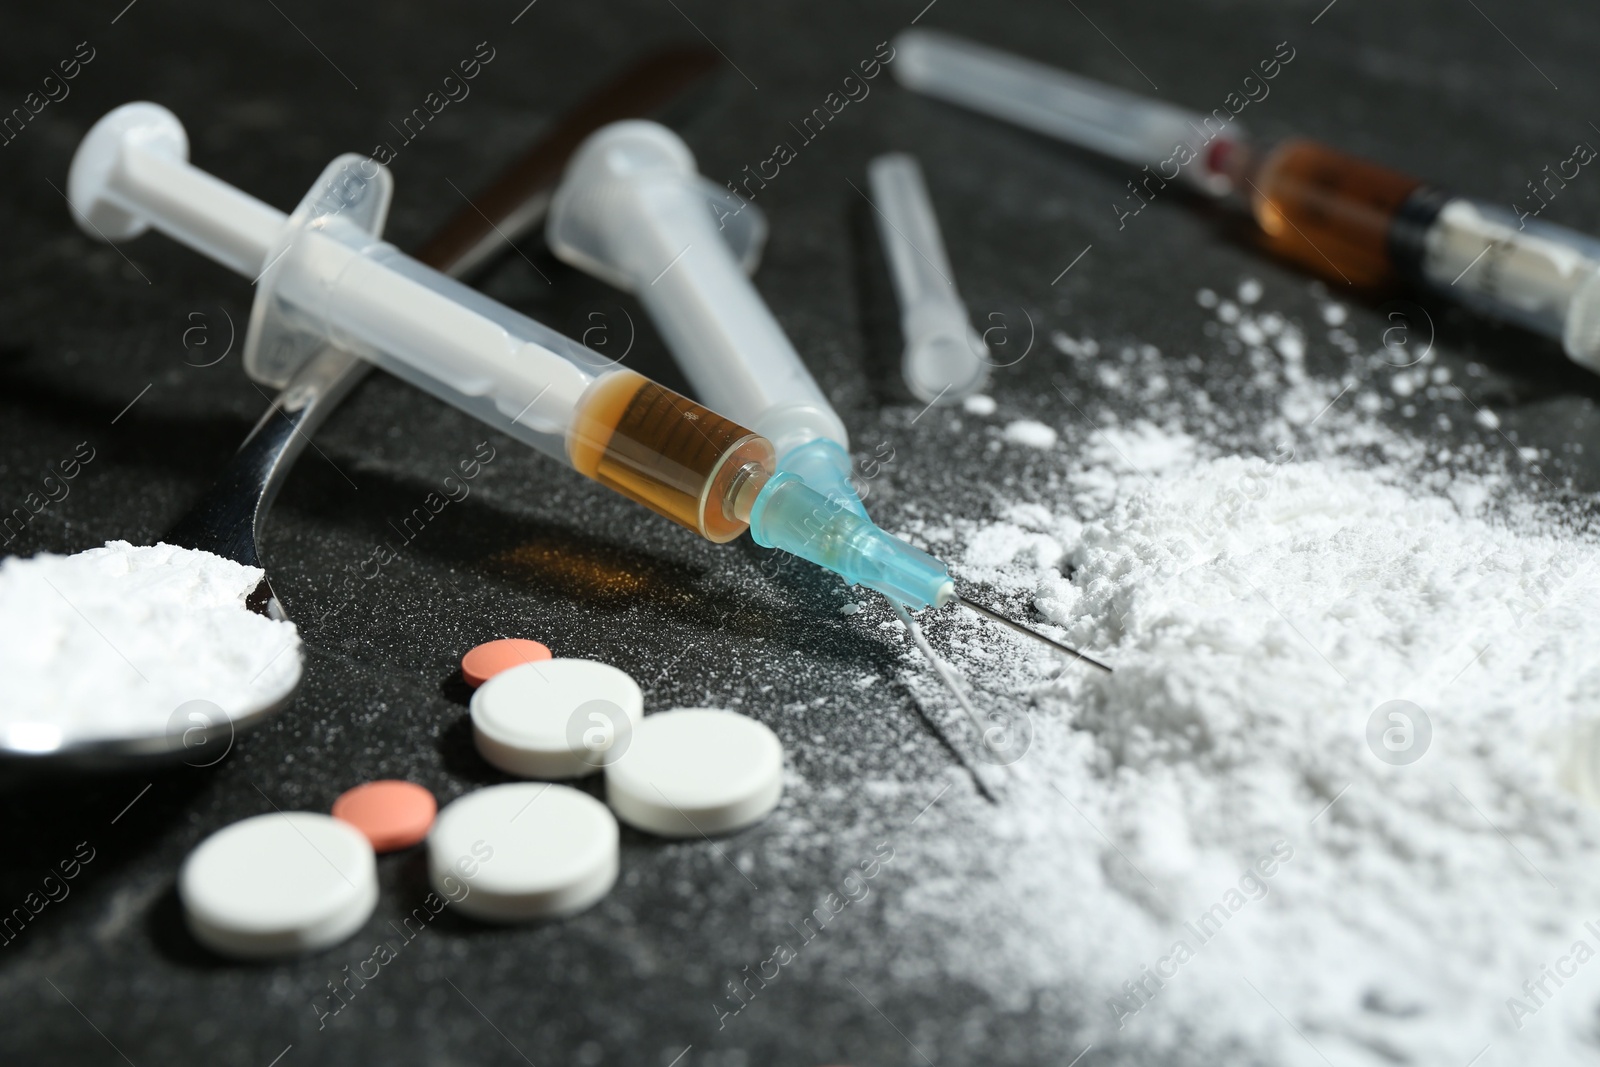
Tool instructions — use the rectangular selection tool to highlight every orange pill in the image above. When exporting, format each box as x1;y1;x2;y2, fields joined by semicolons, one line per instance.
331;781;437;853
461;638;552;687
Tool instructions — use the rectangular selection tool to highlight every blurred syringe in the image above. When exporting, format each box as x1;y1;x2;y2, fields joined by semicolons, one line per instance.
892;28;1600;375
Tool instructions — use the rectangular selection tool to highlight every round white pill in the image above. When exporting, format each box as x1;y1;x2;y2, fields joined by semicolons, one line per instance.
471;659;643;779
605;708;783;837
179;812;377;960
429;783;618;922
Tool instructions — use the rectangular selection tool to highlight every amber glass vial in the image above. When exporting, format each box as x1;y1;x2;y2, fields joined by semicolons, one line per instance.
568;369;775;543
1244;139;1425;289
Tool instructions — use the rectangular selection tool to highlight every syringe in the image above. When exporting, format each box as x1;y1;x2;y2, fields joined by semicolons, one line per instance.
545;120;1110;674
892;28;1600;375
70;103;775;544
68;102;977;617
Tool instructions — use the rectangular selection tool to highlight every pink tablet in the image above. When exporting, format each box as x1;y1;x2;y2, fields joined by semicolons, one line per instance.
461;638;553;687
332;781;438;852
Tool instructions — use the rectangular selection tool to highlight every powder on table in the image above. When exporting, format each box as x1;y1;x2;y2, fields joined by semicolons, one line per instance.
0;540;301;746
523;278;1586;1061
1002;419;1058;449
892;445;1600;1064
847;281;1600;1065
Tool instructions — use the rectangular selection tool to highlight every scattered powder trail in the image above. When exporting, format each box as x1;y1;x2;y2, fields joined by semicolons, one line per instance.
866;283;1600;1065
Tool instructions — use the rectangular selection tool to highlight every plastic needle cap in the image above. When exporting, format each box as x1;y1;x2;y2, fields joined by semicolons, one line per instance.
868;152;990;404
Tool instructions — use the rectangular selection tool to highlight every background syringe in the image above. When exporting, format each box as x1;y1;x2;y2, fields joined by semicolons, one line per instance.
893;28;1600;376
69;103;775;545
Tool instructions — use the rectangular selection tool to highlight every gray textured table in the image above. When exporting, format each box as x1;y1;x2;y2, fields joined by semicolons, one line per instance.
3;1;1599;1064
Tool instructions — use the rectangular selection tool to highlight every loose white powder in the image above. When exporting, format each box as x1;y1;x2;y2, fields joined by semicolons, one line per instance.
0;541;301;746
1002;419;1059;449
858;283;1600;1064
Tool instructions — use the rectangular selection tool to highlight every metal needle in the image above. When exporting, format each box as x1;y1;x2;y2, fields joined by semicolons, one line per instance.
955;594;1114;673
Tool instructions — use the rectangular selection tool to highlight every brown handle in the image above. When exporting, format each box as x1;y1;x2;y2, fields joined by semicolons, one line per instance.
415;46;720;277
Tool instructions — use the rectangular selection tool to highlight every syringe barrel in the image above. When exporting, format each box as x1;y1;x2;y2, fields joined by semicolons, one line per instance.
567;369;775;543
1240;138;1600;373
1241;139;1423;289
892;28;1239;197
273;222;599;444
270;218;772;541
1405;197;1600;371
547;121;849;463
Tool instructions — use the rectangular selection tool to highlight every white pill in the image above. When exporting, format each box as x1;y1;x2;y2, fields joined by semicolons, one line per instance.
471;658;643;779
179;812;377;960
605;709;784;837
429;783;618;922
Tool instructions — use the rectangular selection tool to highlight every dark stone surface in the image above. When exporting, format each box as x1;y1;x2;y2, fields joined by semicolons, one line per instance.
2;1;1599;1064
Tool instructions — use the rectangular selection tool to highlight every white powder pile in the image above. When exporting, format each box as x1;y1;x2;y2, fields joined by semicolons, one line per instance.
866;283;1600;1064
0;541;301;747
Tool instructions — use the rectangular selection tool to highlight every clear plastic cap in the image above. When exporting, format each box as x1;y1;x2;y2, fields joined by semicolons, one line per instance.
867;152;989;404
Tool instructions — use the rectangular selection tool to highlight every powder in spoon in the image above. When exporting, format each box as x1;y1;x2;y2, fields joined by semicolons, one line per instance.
0;540;301;748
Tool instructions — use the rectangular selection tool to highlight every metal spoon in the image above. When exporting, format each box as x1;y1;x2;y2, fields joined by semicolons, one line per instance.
7;48;719;771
